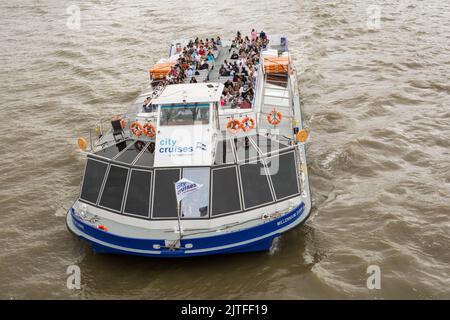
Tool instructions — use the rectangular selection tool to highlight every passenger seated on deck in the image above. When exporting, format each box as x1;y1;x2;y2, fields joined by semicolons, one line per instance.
240;97;251;109
224;79;233;89
199;60;209;70
260;30;266;41
186;66;194;77
190;76;198;83
230;51;239;60
224;92;233;104
229;40;237;52
198;46;206;56
206;51;215;62
219;64;228;76
230;96;239;109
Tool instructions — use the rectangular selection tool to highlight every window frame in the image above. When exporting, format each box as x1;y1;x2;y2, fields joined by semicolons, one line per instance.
150;168;182;220
78;157;110;206
238;159;275;211
159;103;211;127
97;163;130;214
209;164;244;217
122;168;153;219
180;167;211;219
263;149;301;201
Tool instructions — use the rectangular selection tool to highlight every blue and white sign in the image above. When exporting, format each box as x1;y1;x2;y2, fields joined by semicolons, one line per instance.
154;125;212;167
174;178;203;203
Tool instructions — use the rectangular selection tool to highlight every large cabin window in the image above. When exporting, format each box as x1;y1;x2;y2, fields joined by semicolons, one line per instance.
80;159;108;204
160;103;210;126
99;165;129;212
266;151;300;200
123;169;152;218
239;160;274;209
152;169;181;218
181;168;210;218
211;166;242;216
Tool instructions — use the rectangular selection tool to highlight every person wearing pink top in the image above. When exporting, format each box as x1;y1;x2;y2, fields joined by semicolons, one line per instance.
251;29;257;41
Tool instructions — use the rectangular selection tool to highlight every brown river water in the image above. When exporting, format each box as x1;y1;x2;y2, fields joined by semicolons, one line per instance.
0;0;449;299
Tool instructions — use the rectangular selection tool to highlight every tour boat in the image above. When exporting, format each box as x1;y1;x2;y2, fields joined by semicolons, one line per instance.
66;33;312;257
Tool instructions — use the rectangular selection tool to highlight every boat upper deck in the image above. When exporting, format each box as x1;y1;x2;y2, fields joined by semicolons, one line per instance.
88;32;302;168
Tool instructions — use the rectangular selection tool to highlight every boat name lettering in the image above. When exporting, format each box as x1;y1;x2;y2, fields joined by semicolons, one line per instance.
277;210;300;226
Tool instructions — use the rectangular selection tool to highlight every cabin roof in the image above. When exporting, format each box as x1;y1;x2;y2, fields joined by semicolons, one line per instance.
152;83;224;105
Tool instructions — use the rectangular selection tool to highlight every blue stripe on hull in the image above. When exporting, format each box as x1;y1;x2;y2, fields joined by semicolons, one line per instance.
67;202;308;258
86;234;276;258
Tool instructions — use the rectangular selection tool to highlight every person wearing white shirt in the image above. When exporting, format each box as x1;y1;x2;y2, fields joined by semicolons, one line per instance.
186;67;194;77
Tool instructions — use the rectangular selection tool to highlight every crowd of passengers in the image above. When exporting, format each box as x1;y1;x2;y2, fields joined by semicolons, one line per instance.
148;30;269;110
220;30;269;108
163;36;223;85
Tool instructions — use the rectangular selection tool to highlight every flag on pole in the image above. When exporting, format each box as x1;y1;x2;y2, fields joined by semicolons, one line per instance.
174;178;203;203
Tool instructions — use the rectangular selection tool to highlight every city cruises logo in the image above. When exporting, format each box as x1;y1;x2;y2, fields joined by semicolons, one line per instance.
158;138;207;155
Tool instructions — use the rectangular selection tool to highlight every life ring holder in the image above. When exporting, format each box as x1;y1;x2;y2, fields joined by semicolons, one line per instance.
130;121;143;137
267;109;282;125
241;116;255;132
226;119;241;134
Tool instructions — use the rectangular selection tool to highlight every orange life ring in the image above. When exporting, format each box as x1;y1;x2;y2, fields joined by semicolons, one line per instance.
77;137;88;151
130;121;143;137
267;109;282;125
296;129;309;143
143;123;156;138
120;118;126;129
241;117;255;132
226;119;241;134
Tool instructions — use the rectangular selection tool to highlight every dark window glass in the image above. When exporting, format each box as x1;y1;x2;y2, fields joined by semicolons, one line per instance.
252;135;287;154
211;167;242;216
233;137;260;161
266;152;300;199
214;139;235;165
124;170;152;217
99;165;128;211
134;142;155;167
80;159;108;203
160;103;209;126
115;140;147;164
239;161;274;209
152;169;180;218
94;140;132;159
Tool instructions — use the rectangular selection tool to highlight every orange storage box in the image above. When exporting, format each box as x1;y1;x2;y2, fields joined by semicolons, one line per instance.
148;61;176;79
263;57;289;74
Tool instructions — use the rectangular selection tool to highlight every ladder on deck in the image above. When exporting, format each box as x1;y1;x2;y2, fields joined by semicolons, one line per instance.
259;74;294;136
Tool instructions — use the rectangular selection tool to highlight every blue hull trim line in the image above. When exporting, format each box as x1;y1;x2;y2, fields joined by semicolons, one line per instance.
68;202;307;258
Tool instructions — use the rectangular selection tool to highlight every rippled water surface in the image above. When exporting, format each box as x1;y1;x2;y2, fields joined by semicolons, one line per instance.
1;0;449;299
